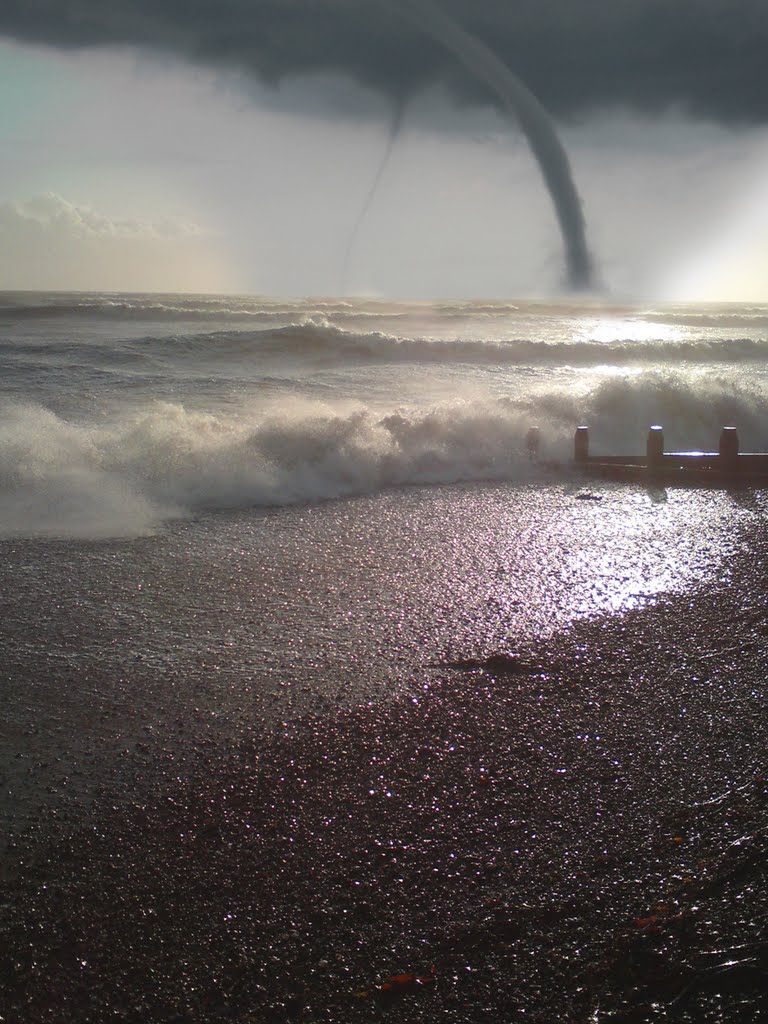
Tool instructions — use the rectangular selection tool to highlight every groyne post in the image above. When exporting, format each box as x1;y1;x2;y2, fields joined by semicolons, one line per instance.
570;422;759;480
574;426;589;462
647;425;664;466
719;426;739;470
526;426;541;460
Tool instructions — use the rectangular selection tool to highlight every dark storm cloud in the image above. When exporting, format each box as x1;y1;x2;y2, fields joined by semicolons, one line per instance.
1;0;767;122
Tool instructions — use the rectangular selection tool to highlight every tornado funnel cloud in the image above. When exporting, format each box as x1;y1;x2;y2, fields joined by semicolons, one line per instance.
391;0;593;290
341;101;405;295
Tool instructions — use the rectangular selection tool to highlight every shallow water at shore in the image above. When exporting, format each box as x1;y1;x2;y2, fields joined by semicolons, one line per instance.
2;479;763;835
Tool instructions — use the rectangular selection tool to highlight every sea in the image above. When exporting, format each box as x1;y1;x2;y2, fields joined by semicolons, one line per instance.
2;290;768;824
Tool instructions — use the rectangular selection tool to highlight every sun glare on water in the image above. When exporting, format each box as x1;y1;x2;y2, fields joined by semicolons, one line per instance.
575;316;683;345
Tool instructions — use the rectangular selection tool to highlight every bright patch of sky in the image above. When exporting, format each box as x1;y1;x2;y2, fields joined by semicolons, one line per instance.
1;38;767;300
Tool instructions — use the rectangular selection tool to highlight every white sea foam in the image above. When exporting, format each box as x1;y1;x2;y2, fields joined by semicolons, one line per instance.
0;398;542;538
2;367;767;539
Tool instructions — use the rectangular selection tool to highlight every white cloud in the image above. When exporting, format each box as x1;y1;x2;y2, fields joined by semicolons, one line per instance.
0;193;232;292
9;192;202;238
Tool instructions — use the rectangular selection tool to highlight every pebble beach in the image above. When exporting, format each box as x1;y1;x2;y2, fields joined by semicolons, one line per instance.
2;495;767;1023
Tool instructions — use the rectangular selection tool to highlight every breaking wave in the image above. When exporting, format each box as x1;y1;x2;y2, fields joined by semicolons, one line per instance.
2;369;767;539
126;322;768;367
8;320;765;368
0;398;547;539
0;294;405;323
4;292;766;334
640;307;768;329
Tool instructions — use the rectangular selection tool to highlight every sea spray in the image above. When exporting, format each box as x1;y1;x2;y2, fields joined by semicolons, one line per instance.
0;398;551;538
2;371;768;539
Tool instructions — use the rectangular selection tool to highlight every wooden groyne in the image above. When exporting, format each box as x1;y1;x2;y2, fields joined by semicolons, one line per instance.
574;426;768;484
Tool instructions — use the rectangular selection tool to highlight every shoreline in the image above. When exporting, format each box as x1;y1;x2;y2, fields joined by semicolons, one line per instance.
3;537;767;1022
1;477;738;846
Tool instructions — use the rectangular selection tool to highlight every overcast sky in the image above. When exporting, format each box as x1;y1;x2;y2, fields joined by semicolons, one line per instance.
1;0;767;300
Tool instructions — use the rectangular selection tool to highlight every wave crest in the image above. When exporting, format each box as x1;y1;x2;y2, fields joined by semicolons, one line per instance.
0;398;543;538
2;369;767;538
182;322;768;367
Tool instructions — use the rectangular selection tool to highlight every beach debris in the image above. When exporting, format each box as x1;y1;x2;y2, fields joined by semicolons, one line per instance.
434;652;540;676
379;970;437;993
355;967;437;1002
632;914;666;933
575;492;603;501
